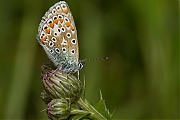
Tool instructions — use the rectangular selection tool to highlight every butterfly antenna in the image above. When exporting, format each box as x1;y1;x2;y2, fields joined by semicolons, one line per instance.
81;57;108;62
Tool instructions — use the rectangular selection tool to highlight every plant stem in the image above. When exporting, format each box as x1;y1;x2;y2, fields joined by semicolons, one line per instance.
76;98;107;120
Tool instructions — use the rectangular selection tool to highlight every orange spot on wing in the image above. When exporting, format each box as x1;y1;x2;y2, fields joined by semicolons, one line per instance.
71;25;75;31
49;22;54;28
41;36;47;41
63;9;68;14
59;18;63;23
65;22;70;27
44;28;50;34
54;19;58;24
58;9;62;13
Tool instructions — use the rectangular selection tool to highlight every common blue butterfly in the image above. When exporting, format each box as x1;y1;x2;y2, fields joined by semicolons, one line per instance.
37;1;84;74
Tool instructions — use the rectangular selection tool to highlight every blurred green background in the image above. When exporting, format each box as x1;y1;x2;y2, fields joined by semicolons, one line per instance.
0;0;178;119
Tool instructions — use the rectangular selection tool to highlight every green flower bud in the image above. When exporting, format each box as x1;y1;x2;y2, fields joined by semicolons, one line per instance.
47;98;70;120
42;69;83;103
40;61;56;79
41;90;52;104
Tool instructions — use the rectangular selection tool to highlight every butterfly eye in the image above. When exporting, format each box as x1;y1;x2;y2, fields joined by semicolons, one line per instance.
78;62;84;69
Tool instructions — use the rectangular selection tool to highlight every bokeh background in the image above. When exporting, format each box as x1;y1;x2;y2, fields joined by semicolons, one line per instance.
0;0;178;119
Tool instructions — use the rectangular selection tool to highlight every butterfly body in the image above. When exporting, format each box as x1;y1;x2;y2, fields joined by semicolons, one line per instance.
37;1;83;73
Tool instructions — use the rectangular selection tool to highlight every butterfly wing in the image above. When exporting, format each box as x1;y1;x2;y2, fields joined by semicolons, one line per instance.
37;1;79;69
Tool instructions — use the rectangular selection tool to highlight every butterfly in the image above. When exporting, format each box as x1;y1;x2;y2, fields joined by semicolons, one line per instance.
37;1;84;74
37;1;108;76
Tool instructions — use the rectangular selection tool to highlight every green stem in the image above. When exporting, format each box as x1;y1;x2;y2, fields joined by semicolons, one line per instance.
76;98;107;120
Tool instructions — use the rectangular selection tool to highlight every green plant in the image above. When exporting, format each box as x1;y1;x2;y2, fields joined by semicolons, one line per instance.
40;62;112;120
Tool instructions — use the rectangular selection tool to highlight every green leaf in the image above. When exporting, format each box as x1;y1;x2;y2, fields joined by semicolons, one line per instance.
94;90;112;119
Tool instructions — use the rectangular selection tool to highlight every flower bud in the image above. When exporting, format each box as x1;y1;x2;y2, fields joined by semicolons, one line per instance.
40;61;56;79
41;90;52;104
41;68;82;103
47;98;70;120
